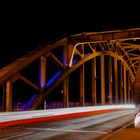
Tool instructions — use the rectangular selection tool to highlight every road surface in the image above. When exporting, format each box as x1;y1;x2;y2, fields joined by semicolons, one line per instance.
0;109;135;140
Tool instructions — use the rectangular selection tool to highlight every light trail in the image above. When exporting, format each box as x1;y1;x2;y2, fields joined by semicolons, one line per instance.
0;104;136;128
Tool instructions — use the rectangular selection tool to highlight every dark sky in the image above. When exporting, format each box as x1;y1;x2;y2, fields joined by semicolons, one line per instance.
0;4;140;67
0;3;140;105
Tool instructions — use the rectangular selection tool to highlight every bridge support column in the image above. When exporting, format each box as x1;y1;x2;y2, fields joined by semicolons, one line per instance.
91;58;96;105
123;66;127;103
40;56;46;109
131;81;134;102
101;55;105;105
130;79;133;103
128;74;131;103
6;81;12;112
114;57;118;103
63;78;69;107
63;45;69;108
108;56;112;104
2;84;6;112
129;79;132;102
120;63;123;103
80;64;85;106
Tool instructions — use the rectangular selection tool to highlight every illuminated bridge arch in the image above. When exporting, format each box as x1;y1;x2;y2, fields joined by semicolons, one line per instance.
69;40;136;79
0;28;140;111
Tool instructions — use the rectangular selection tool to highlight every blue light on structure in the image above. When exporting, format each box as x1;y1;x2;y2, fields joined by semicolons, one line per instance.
62;52;66;66
46;71;62;88
23;94;36;111
39;68;44;88
72;59;78;65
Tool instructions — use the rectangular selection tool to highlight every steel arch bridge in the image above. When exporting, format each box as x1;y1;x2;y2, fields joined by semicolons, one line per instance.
0;28;140;112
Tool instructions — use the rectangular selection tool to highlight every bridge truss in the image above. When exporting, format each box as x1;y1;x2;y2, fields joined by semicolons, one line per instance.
0;28;140;111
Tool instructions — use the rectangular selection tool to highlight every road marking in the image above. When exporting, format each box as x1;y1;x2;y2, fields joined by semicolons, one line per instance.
0;132;33;140
27;128;108;134
115;121;134;132
100;120;134;140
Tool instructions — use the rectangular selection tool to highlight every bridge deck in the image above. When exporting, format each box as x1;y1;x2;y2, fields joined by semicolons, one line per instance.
0;104;136;128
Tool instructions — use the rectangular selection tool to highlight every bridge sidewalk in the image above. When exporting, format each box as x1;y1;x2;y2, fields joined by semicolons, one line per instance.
103;128;140;140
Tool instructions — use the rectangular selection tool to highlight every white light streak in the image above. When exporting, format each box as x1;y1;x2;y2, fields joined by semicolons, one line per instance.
0;104;135;123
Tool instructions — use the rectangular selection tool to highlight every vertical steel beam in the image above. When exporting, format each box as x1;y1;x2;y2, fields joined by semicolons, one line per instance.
63;46;69;108
2;84;5;112
108;56;112;104
128;73;131;103
129;78;132;102
114;57;118;103
6;81;12;112
101;55;105;105
80;64;85;106
40;56;46;109
63;78;69;107
120;63;123;103
40;56;46;88
131;80;134;102
124;66;127;103
91;58;96;105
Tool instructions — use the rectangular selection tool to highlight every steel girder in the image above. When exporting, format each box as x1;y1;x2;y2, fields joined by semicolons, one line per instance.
0;28;140;110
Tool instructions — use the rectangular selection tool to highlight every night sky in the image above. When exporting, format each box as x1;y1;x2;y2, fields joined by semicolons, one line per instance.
0;5;140;105
0;7;140;67
0;6;140;67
